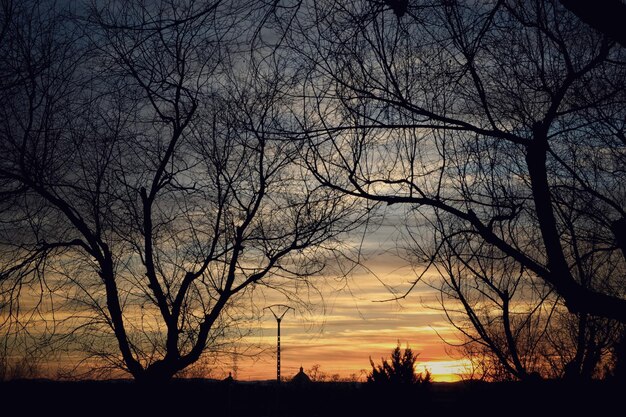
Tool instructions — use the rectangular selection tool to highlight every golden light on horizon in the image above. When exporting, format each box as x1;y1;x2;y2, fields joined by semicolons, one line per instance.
207;247;465;383
3;220;467;383
418;360;471;383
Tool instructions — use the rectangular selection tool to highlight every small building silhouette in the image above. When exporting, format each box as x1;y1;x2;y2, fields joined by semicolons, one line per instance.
291;366;311;385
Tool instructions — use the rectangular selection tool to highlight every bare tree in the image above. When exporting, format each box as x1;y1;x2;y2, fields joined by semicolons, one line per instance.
0;0;82;379
0;0;363;383
278;0;626;378
286;0;626;322
423;209;622;381
426;214;555;381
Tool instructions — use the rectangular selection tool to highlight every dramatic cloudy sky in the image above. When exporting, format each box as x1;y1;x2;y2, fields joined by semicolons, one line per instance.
219;211;468;382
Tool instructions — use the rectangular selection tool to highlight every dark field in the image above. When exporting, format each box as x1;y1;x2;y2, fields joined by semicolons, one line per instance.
1;378;622;417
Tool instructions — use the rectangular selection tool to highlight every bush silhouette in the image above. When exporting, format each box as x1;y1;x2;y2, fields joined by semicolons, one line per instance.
367;342;431;384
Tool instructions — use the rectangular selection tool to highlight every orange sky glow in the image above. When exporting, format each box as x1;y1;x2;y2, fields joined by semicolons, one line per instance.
8;217;469;383
212;247;468;383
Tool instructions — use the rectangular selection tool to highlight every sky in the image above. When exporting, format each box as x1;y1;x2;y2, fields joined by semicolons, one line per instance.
2;0;624;388
0;1;472;383
14;210;470;383
235;269;467;383
209;214;469;383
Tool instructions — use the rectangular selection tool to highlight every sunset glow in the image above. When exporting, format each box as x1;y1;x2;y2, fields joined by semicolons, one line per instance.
2;3;624;407
208;240;467;383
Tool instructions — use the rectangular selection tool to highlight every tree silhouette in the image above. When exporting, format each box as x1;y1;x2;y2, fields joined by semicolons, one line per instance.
286;0;626;326
3;0;626;384
367;342;430;384
427;211;622;381
0;0;363;382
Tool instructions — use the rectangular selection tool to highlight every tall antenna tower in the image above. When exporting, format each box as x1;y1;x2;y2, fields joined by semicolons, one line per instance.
265;304;293;382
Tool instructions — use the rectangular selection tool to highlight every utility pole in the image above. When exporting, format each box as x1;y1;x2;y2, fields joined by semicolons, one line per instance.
265;304;293;383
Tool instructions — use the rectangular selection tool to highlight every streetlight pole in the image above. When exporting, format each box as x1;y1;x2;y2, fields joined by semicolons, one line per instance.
265;304;293;383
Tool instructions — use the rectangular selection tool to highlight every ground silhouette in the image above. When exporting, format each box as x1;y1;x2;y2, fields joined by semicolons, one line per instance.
1;378;622;417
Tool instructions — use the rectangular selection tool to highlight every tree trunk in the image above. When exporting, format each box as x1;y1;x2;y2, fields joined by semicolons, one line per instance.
135;359;181;385
611;218;626;261
525;132;626;321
